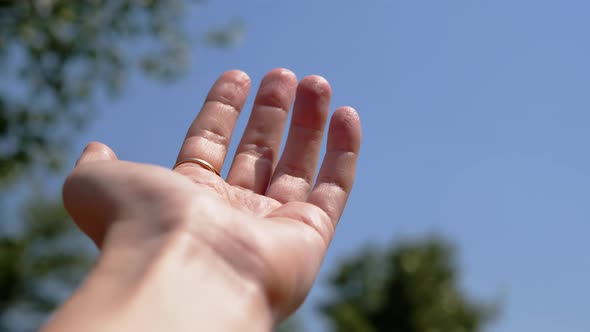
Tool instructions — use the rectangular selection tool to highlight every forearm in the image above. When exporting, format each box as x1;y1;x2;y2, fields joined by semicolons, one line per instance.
40;230;273;332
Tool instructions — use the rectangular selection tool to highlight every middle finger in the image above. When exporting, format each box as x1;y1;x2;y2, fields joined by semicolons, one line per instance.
226;68;298;193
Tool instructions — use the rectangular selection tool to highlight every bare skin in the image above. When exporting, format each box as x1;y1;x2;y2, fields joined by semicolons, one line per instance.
41;68;361;331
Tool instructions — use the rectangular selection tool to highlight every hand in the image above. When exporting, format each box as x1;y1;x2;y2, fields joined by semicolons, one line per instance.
63;68;361;326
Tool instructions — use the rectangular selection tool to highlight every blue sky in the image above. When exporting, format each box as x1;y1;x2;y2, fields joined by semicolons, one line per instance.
72;1;590;331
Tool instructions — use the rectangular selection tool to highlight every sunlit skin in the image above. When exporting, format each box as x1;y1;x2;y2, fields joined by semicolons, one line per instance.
41;68;361;331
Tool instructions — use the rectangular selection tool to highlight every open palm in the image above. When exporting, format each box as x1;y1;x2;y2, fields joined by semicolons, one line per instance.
64;69;361;319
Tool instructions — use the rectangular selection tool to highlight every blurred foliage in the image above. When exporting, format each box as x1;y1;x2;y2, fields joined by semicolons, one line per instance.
0;0;244;184
0;0;188;182
206;18;245;48
321;236;498;332
0;193;94;331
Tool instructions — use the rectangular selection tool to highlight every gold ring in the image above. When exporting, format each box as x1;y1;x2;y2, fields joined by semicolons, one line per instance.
173;158;220;176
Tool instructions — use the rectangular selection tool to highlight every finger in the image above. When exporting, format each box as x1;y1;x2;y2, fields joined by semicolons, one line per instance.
176;70;251;174
307;107;361;227
266;76;331;202
68;141;118;246
75;141;118;167
226;68;297;193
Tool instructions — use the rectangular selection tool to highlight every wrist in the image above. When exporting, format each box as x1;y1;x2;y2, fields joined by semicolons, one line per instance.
103;229;274;331
44;228;274;332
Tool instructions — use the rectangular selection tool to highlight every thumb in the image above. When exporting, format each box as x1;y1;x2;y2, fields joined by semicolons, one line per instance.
66;141;118;247
75;141;118;166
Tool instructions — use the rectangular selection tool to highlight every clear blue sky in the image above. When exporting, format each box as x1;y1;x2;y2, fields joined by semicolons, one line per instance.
72;1;590;331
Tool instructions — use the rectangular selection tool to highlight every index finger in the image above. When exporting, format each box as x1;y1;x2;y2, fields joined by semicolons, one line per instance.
176;70;251;173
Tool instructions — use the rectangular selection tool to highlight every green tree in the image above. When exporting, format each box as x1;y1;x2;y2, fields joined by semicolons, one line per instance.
0;0;186;182
321;236;497;332
0;192;93;331
0;0;244;183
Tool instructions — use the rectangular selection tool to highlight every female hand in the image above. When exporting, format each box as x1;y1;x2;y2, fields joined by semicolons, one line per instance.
62;68;361;329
